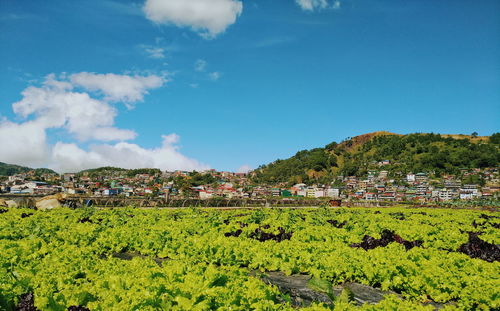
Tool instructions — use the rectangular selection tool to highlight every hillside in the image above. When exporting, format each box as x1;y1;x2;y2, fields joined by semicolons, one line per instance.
253;132;500;184
77;167;162;178
0;162;57;176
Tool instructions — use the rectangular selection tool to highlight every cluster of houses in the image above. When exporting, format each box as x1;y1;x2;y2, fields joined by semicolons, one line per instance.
0;169;250;199
285;178;495;202
0;167;498;202
287;168;499;202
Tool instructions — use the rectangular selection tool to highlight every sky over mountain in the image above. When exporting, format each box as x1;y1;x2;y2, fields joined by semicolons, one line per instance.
0;0;499;173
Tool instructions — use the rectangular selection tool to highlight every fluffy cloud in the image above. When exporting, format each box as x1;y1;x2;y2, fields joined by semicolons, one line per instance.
70;72;165;105
296;0;340;11
13;74;137;141
0;73;209;173
0;119;49;167
50;135;209;173
143;0;243;38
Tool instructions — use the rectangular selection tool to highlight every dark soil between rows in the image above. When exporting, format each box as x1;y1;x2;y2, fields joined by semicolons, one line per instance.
457;232;500;262
224;229;242;237
78;217;93;223
472;214;500;229
249;227;293;242
67;306;90;311
21;213;33;218
77;217;103;224
15;293;38;311
479;213;498;220
224;225;293;242
327;219;347;228
389;212;406;220
350;229;423;251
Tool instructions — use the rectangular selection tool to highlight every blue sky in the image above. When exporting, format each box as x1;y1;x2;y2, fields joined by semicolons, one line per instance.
0;0;499;173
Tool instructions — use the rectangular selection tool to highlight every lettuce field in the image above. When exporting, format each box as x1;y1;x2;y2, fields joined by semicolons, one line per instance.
0;206;499;311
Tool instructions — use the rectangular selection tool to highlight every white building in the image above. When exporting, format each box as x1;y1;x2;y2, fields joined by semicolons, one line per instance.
306;188;316;198
406;174;416;183
199;191;213;199
460;184;479;200
326;188;340;198
438;189;456;201
314;189;325;198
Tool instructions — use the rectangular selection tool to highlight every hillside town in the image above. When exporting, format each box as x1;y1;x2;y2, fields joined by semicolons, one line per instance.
1;166;499;203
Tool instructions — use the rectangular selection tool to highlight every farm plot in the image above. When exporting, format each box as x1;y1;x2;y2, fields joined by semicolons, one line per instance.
0;207;499;310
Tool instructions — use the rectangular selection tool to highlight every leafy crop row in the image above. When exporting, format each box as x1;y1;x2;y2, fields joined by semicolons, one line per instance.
0;207;498;310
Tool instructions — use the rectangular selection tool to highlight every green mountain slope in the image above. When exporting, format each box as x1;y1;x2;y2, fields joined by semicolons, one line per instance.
253;132;500;184
77;167;162;178
0;162;58;176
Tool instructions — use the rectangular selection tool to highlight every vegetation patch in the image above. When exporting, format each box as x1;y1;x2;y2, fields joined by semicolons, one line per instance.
1;207;498;310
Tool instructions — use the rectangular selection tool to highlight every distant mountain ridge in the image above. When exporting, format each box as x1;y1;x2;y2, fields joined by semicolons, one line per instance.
0;163;163;178
253;132;500;184
0;162;57;177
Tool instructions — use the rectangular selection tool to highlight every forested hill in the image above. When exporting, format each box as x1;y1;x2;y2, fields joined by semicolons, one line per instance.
0;162;57;176
77;167;162;178
0;163;162;178
253;132;500;184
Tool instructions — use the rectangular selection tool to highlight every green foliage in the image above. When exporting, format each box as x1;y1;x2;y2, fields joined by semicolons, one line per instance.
77;166;128;178
77;167;162;178
490;133;500;144
308;277;335;300
254;133;500;183
0;207;498;310
126;168;162;177
188;171;217;186
357;134;498;175
0;162;57;177
462;174;486;186
254;148;337;183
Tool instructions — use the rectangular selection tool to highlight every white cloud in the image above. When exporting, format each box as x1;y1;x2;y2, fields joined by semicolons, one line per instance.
237;165;252;173
143;0;243;39
0;119;49;167
13;74;137;142
70;72;165;105
208;72;221;81
195;59;207;72
144;46;166;59
0;72;209;173
295;0;340;11
50;135;209;173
